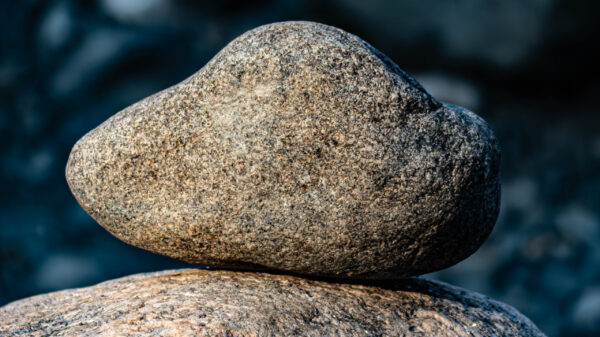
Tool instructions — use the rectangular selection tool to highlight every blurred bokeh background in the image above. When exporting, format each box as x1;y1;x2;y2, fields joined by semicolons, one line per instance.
1;1;598;336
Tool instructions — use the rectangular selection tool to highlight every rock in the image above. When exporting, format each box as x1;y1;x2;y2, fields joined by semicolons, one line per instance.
65;21;500;279
0;269;545;337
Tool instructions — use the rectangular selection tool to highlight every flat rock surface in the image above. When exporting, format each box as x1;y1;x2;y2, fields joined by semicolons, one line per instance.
66;21;500;279
0;269;544;337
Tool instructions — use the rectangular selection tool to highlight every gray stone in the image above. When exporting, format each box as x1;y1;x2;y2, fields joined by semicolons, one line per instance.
65;21;500;279
0;269;545;337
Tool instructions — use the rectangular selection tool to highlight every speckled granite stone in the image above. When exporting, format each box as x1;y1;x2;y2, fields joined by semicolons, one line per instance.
66;21;500;279
0;269;544;337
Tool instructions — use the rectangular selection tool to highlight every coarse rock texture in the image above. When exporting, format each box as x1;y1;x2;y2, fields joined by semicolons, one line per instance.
66;21;500;279
0;269;545;337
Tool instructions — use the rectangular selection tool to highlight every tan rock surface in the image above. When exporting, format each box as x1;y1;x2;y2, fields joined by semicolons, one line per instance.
0;269;544;336
66;21;500;279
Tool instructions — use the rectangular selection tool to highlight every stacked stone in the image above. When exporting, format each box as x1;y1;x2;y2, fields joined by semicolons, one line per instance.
0;22;545;336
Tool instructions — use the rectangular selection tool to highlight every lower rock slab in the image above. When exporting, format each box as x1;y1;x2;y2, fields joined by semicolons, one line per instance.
0;269;544;336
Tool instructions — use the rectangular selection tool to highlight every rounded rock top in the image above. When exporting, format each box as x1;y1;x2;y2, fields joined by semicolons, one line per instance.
66;21;500;279
0;269;545;336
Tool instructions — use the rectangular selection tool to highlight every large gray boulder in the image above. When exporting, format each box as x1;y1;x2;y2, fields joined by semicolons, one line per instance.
66;21;500;279
0;269;544;336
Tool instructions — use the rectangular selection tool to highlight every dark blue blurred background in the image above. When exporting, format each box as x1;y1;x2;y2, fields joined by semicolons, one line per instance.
1;1;599;336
